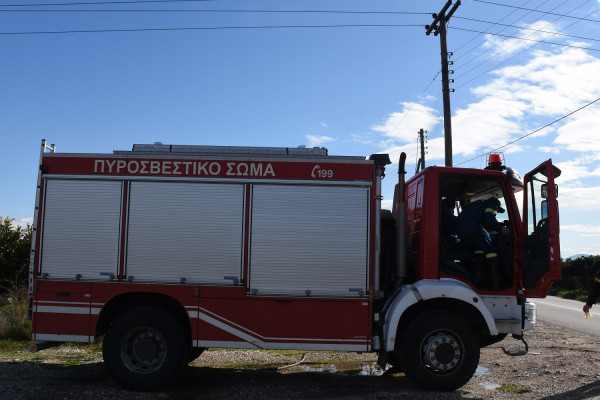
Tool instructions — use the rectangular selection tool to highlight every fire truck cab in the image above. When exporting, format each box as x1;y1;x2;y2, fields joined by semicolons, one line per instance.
28;140;561;392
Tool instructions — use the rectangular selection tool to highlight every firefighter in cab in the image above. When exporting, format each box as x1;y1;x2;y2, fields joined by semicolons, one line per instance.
456;197;510;289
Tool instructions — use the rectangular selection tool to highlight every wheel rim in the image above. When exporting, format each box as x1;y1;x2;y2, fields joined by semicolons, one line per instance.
120;327;167;374
421;330;462;373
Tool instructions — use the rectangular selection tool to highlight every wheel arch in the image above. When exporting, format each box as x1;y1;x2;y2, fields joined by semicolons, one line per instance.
382;279;497;352
95;292;191;342
395;298;491;350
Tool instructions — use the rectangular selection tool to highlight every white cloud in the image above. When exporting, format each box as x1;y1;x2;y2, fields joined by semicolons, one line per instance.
554;104;600;152
452;97;525;156
450;47;600;158
15;217;33;228
351;132;378;146
538;146;560;154
556;184;600;208
483;21;560;58
305;135;334;147
369;40;600;194
479;48;600;117
381;199;393;210
562;224;600;237
416;93;437;102
372;102;441;144
380;142;420;168
555;156;600;185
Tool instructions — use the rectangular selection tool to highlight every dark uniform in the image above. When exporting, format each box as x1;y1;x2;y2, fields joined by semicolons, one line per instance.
584;269;600;313
441;198;457;242
456;197;506;288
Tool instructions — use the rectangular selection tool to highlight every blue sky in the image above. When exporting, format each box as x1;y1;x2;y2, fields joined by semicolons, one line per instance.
1;0;599;258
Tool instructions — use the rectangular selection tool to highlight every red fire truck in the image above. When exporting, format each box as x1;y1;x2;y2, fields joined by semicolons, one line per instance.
28;140;561;391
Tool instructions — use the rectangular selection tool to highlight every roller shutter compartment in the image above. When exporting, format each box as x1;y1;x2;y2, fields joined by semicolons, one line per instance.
40;179;122;280
249;184;370;296
126;182;244;284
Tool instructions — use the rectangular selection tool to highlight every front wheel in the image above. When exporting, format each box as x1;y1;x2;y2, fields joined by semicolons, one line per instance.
103;307;188;391
398;310;480;391
187;347;206;363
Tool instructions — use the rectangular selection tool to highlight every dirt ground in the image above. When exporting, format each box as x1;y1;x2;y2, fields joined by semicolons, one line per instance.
2;320;600;400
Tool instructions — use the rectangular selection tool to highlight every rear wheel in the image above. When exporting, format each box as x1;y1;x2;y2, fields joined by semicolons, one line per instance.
103;307;188;391
399;310;480;391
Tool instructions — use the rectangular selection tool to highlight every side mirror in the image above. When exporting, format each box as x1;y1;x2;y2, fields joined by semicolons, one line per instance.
541;183;558;199
541;200;548;219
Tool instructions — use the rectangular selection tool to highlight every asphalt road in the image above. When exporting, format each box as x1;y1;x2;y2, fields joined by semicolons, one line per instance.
534;295;600;337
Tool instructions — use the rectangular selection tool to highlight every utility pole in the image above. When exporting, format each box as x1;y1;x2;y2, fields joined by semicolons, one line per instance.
416;129;427;173
426;0;461;167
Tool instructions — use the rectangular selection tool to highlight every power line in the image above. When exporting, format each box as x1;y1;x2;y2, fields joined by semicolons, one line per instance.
425;86;444;135
453;0;558;66
0;8;431;14
455;97;600;166
452;0;589;76
375;71;441;153
0;0;211;6
452;0;540;57
561;193;599;202
0;24;423;36
473;0;600;23
455;1;597;88
454;16;600;43
452;27;600;52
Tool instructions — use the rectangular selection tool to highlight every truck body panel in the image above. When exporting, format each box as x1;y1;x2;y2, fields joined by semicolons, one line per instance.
31;145;378;355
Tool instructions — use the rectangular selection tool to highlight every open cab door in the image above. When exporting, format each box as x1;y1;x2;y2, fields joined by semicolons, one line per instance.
522;159;561;298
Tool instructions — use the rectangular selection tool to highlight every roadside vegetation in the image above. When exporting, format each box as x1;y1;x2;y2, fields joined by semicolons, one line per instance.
549;255;600;303
0;217;31;341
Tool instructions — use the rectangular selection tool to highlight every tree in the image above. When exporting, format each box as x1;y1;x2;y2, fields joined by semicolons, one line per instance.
0;217;32;292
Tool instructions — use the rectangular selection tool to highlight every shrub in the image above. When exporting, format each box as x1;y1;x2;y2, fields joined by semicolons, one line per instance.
0;217;32;293
0;217;32;339
0;285;30;340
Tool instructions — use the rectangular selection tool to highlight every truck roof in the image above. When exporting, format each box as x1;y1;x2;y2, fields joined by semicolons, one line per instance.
112;143;366;161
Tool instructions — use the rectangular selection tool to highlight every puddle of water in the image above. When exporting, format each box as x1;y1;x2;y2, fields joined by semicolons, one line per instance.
358;364;385;376
475;364;501;390
299;363;337;374
296;362;384;376
480;381;502;390
475;365;489;375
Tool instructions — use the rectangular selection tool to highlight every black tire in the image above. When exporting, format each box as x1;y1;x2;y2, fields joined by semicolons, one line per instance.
187;347;206;364
103;307;188;391
398;310;480;391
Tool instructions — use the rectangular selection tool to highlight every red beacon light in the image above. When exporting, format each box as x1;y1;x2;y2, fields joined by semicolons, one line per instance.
489;153;502;164
485;153;506;171
485;153;524;189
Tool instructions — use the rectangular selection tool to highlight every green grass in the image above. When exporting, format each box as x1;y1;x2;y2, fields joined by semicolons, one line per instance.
546;326;568;333
498;383;532;393
0;339;104;367
549;287;588;302
0;339;30;352
0;286;30;340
